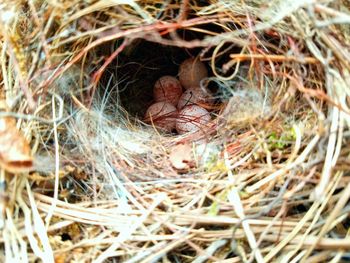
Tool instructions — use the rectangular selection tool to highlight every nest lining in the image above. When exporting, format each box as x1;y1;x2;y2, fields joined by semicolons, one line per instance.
74;40;273;178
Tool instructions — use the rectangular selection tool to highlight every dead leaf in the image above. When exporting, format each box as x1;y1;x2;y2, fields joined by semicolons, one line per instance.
169;143;195;170
0;117;33;173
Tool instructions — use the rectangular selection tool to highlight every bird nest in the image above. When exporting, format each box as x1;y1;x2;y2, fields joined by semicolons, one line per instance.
1;0;350;262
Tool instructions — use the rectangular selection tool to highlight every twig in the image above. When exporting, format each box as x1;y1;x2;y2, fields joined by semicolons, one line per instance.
44;95;60;227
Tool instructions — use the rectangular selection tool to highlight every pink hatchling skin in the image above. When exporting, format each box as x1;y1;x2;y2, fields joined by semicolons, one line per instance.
178;58;208;90
153;76;183;106
145;102;178;132
176;105;211;134
177;86;213;110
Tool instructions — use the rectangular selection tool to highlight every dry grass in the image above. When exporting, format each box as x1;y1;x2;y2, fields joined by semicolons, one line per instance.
1;0;350;262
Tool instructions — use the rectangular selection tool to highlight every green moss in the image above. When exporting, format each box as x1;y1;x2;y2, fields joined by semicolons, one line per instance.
206;160;227;173
208;189;228;216
268;127;297;150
